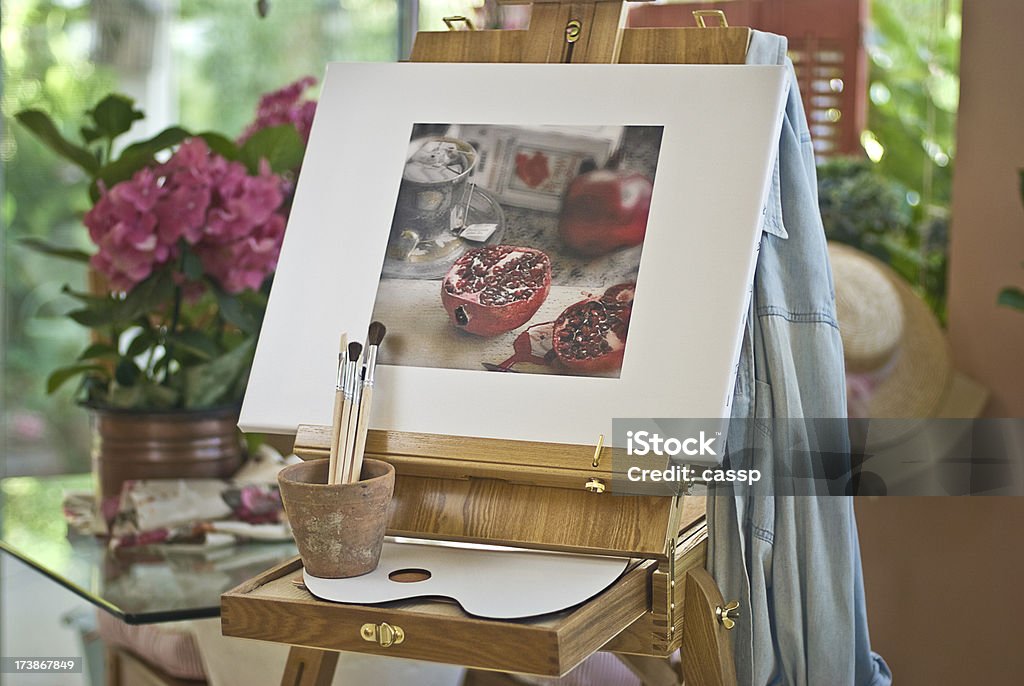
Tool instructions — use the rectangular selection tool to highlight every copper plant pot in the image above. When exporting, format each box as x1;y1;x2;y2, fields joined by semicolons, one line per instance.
90;405;244;504
277;458;395;579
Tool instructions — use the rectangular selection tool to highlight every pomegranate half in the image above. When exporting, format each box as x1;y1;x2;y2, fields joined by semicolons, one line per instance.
441;245;552;337
552;282;635;373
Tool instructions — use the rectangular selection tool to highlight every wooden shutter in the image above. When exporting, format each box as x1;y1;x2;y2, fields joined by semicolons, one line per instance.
627;0;867;158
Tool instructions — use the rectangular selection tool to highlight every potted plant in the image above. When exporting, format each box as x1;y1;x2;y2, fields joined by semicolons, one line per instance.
15;78;316;506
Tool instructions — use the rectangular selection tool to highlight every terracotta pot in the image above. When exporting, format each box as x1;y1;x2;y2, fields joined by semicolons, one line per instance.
277;458;395;579
90;405;244;504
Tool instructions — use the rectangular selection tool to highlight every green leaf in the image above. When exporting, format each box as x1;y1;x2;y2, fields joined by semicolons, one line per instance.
47;363;108;394
231;357;254;400
143;383;180;409
118;271;174;322
93;126;192;195
81;374;111;405
198;131;240;161
120;126;191;159
68;306;117;327
182;249;204;281
106;381;180;410
78;342;118;361
61;284;113;308
239;124;304;175
125;329;156;357
107;384;144;408
80;126;102;144
19;237;92;263
166;330;221;361
183;338;255;408
66;273;173;328
151;353;171;379
212;283;259;334
997;287;1024;311
115;358;142;386
15;109;100;174
88;94;144;140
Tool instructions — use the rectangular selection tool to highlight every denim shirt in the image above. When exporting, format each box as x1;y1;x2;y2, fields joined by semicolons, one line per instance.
706;31;893;686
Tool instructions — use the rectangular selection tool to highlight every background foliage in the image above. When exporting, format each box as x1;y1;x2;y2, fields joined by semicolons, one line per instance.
3;2;119;471
821;0;963;320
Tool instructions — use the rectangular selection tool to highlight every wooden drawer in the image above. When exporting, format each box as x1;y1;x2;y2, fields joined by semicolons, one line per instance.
221;555;652;677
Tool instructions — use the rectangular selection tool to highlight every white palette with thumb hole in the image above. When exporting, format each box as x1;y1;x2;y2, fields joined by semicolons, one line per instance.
302;539;630;619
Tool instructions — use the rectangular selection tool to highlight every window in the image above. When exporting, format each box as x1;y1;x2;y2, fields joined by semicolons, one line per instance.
2;0;408;475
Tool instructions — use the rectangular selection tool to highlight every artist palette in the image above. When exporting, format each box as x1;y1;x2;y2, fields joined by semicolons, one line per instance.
302;539;629;619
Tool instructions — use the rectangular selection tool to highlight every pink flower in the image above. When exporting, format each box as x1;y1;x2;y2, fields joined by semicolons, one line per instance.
197;212;286;293
111;167;162;213
162;137;211;172
85;172;174;291
155;182;211;245
238;76;317;145
84;137;288;295
207;162;283;241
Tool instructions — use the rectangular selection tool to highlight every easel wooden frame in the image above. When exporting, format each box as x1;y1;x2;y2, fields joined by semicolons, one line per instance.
221;4;753;684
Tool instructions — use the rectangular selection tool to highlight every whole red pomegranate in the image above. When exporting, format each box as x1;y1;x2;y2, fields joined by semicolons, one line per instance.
552;282;635;373
441;246;552;337
559;170;653;256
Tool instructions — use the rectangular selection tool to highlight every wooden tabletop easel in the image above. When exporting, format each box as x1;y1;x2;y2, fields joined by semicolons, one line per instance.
222;4;752;685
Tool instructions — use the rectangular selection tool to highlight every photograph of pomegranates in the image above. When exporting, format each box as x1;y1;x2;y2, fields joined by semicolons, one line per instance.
372;123;662;378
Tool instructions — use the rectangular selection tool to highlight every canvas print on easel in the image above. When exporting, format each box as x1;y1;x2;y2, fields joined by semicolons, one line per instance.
371;123;664;378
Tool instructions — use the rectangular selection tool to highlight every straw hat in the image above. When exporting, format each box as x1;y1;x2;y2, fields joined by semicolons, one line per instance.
828;242;987;431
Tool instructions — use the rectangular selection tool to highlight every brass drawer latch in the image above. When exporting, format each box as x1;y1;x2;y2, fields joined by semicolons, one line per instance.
360;622;405;648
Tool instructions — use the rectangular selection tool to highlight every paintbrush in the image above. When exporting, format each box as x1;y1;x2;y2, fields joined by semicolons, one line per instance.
327;333;348;484
347;322;386;484
335;341;362;485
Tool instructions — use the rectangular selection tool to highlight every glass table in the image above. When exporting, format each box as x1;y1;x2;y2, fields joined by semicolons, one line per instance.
0;474;297;624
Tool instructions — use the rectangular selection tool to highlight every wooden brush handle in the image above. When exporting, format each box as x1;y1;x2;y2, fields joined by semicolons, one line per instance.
349;385;374;483
341;384;362;484
327;389;345;484
333;395;354;485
